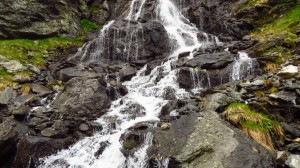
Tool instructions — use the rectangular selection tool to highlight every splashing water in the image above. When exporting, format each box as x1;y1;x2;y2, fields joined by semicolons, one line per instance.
38;0;220;167
232;52;254;80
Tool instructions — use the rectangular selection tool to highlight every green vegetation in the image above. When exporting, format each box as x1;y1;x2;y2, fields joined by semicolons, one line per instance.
239;0;268;10
223;102;284;151
78;19;101;40
80;19;100;32
0;37;82;87
123;139;137;150
0;37;82;67
249;2;300;72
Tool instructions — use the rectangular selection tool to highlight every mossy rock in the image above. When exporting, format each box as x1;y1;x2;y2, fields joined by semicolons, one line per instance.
123;139;138;150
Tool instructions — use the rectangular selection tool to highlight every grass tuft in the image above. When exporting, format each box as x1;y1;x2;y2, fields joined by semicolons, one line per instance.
223;102;284;151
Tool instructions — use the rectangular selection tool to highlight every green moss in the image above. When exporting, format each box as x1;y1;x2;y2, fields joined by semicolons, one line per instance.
80;19;100;31
123;139;137;150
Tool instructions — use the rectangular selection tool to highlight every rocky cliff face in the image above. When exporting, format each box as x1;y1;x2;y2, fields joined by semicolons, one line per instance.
0;0;89;39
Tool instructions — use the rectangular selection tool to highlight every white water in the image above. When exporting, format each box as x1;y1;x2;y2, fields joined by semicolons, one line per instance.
39;0;252;167
39;0;216;167
232;52;254;80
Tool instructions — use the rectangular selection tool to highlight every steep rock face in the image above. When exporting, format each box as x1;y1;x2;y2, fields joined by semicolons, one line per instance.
73;20;170;63
0;0;88;39
171;0;253;41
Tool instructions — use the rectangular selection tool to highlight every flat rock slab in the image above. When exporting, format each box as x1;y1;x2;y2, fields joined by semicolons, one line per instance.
184;51;235;69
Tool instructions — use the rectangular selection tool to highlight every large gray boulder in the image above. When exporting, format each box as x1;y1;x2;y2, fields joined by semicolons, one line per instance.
150;111;274;168
184;51;235;69
0;0;88;39
0;87;17;105
51;77;111;118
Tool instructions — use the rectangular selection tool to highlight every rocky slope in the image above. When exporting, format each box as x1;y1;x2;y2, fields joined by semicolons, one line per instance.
0;0;299;168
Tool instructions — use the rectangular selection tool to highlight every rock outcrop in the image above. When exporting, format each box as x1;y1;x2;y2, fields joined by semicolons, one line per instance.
0;0;89;39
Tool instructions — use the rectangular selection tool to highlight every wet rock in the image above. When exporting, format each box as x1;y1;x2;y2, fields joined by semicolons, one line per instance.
278;65;299;79
178;51;191;59
285;154;300;168
94;141;110;158
79;123;89;132
119;65;137;81
0;60;26;72
177;67;232;90
14;136;73;168
0;87;17;105
163;87;177;100
184;51;235;69
75;20;170;64
51;77;111;118
160;100;178;117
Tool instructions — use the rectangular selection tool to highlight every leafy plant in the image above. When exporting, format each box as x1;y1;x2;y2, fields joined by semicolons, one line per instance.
223;102;284;151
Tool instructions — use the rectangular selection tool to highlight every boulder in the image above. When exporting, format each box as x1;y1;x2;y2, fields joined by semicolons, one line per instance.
0;60;26;73
286;154;300;168
0;117;29;167
0;0;88;39
51;77;111;118
278;65;299;79
119;65;137;81
177;67;232;90
0;87;17;105
14;136;73;168
184;51;235;69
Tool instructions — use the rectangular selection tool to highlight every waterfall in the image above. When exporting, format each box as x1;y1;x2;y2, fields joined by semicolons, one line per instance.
231;52;253;80
37;0;244;167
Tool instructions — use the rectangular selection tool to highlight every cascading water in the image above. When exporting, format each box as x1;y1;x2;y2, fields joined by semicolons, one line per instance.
231;52;254;80
38;0;254;167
